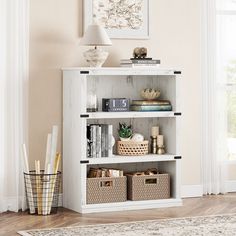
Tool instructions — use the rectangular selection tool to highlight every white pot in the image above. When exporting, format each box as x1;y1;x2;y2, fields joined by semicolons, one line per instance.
120;137;131;141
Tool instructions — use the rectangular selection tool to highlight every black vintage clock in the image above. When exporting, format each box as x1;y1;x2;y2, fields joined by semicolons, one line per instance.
102;98;129;112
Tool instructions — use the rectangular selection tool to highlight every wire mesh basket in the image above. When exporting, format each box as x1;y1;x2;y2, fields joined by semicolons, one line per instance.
24;170;61;215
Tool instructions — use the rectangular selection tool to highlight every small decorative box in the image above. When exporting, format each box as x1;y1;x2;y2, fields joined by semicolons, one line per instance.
102;98;129;112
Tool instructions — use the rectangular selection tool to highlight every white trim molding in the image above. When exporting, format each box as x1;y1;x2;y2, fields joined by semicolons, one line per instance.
181;185;204;198
1;197;25;212
181;182;236;198
226;181;236;193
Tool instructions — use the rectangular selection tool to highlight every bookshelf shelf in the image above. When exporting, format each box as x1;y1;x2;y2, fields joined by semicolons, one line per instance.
84;111;181;119
63;67;182;213
62;67;181;76
83;154;180;165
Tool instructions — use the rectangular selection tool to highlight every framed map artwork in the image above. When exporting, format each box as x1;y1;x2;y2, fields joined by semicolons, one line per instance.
83;0;149;39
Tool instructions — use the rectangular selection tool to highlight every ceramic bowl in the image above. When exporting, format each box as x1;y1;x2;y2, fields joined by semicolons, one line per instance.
141;88;161;100
131;133;144;142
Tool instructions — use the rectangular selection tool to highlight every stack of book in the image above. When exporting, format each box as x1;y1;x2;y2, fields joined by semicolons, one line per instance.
130;100;172;112
87;124;113;158
120;58;161;68
88;168;123;178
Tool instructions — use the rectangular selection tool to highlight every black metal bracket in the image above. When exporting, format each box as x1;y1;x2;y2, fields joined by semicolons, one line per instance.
80;114;89;118
80;71;89;74
174;71;181;74
174;156;182;159
174;112;182;116
80;160;89;164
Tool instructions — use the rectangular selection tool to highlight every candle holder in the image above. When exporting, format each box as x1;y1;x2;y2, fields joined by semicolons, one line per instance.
157;145;165;155
150;136;157;154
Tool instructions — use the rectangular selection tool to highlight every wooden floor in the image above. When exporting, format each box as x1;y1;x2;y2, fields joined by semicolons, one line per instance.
1;194;236;236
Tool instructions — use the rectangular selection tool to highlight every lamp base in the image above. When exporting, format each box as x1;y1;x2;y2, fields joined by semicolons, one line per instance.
83;48;109;67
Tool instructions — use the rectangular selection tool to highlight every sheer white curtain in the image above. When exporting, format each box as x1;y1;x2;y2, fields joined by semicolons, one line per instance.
202;0;228;194
0;0;29;212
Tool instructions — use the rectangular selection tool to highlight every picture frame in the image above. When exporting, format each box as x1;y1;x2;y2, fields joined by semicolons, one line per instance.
83;0;149;39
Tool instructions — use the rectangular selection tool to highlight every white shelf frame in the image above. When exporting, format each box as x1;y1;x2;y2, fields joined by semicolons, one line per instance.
81;198;182;214
63;67;182;214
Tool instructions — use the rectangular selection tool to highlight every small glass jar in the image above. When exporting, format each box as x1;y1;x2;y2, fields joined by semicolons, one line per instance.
87;92;98;112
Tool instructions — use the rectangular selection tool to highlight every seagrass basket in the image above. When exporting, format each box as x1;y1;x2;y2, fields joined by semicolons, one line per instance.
117;140;149;156
127;173;170;201
87;176;127;204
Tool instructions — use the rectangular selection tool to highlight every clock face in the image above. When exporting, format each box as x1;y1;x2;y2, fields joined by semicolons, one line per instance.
112;99;128;108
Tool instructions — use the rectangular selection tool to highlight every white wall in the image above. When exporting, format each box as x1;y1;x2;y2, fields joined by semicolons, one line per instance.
29;0;201;186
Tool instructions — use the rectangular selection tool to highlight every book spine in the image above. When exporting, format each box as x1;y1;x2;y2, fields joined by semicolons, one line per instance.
131;100;170;106
108;125;113;157
132;60;160;64
87;125;92;158
96;125;102;158
132;64;160;67
104;125;109;157
130;105;172;111
120;64;160;68
101;124;106;157
91;125;97;158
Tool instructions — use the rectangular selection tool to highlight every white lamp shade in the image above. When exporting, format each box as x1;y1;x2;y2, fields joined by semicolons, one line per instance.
80;24;112;46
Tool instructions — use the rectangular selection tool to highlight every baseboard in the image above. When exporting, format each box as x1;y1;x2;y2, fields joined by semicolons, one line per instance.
226;180;236;193
33;182;236;209
0;196;25;212
181;185;203;198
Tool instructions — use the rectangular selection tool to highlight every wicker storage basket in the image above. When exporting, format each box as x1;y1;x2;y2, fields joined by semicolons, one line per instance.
127;173;170;201
117;141;149;156
87;176;127;204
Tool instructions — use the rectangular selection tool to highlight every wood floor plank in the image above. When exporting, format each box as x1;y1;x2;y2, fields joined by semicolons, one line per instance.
1;193;236;236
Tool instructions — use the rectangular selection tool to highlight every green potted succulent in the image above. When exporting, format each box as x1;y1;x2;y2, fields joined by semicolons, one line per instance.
118;123;132;141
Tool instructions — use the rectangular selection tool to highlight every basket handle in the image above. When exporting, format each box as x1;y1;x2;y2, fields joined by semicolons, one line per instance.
144;177;159;185
99;180;114;188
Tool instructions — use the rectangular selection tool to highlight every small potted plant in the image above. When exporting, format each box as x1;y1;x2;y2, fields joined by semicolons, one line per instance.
118;123;132;141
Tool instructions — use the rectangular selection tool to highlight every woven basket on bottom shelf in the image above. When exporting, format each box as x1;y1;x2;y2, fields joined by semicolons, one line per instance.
87;176;127;204
127;173;170;201
117;140;149;156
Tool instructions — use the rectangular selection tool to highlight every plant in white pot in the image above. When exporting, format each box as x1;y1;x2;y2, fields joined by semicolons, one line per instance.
118;123;132;141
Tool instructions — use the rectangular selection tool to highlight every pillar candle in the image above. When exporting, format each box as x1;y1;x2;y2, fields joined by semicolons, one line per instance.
151;126;159;137
157;135;164;146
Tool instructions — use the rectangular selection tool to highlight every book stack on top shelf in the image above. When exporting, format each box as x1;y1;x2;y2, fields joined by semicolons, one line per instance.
87;124;113;158
120;58;161;67
130;100;172;112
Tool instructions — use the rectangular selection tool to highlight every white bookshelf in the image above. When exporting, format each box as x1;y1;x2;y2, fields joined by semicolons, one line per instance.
62;67;182;213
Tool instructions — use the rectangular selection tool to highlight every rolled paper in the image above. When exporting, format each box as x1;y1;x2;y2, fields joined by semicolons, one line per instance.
151;126;159;137
50;126;58;173
42;163;51;215
22;144;35;214
157;135;164;146
47;153;61;214
44;133;52;173
35;160;42;214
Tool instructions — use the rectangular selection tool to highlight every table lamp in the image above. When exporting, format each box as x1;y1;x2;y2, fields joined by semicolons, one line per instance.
80;24;112;67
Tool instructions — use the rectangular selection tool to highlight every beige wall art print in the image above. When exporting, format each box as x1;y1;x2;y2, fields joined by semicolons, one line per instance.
83;0;149;39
